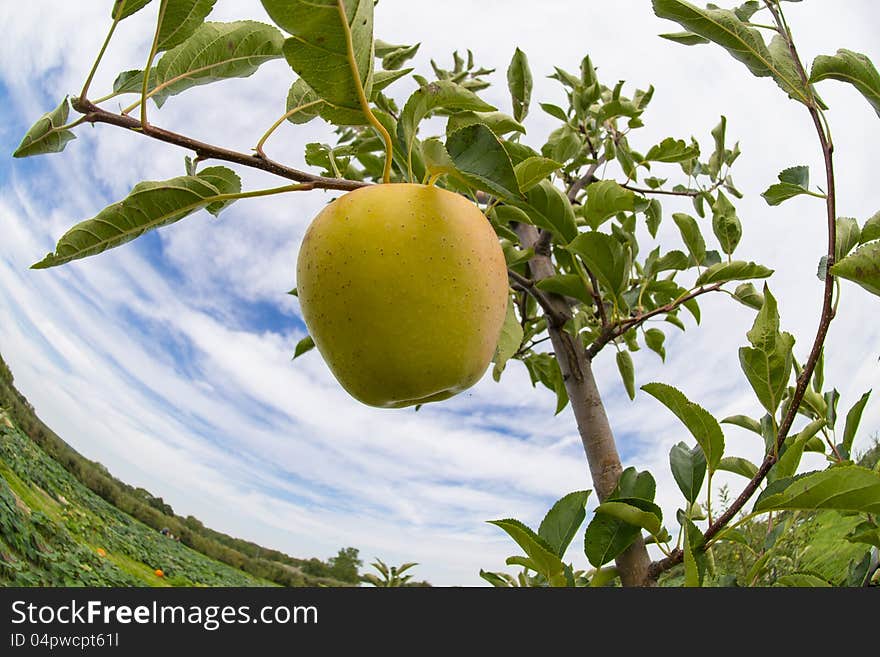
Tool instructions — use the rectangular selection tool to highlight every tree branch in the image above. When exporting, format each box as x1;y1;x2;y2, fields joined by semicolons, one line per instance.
516;223;654;586
585;283;723;360
71;98;369;192
645;1;838;583
567;155;607;202
620;177;724;198
507;269;568;328
620;183;700;197
586;268;609;330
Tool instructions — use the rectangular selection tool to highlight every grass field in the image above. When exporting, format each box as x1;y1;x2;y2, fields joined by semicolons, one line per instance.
0;406;276;586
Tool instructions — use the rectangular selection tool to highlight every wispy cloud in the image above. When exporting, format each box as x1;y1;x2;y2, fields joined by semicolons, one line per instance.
0;1;878;585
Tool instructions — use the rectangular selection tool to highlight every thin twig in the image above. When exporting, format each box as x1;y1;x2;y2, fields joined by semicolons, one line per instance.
620;183;700;197
507;269;568;328
586;268;608;329
567;155;607;202
646;1;838;583
586;283;723;360
71;98;368;192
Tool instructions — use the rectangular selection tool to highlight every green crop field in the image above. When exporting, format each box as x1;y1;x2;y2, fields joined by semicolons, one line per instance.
0;406;276;587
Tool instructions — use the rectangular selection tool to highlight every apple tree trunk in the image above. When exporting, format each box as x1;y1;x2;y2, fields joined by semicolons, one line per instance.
516;225;653;587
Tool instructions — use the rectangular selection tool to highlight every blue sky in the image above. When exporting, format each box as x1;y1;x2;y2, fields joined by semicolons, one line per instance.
0;1;878;585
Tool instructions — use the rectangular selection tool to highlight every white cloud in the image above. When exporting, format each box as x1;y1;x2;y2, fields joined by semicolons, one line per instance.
0;1;878;586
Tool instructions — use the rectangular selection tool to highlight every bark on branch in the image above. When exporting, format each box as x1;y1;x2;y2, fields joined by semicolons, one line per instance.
72;98;368;192
516;224;654;587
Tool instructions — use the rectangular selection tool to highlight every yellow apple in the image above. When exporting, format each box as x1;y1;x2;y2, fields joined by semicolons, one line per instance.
296;183;509;408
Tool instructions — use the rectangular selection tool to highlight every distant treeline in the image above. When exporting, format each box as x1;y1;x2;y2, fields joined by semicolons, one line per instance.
0;353;359;587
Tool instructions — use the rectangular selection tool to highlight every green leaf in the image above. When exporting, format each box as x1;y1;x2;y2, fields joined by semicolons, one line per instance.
568;232;629;298
616;468;657;502
836;217;861;262
847;521;880;548
595;99;642;124
641;382;725;472
594;500;662;536
739;286;795;415
584;513;638;568
761;165;814;206
372;67;413;94
708;115;726;178
754;466;880;514
711;190;742;255
616;351;636;401
652;0;810;105
842;391;872;455
479;569;514;587
512;180;578;242
446;124;521;201
777;573;833;587
825;389;840;429
538;490;591;557
541;125;582;164
771;418;825;482
157;0;217;51
695;261;774;286
583;181;635;228
112;68;158;97
381;43;419;70
32;167;242;269
810;49;880;118
536;274;593;305
767;34;816;107
446;111;525;137
645;137;699;163
683;526;700;586
659;31;709;46
293;335;315;359
505;555;540;572
398;80;495;169
717;456;759;479
860;210;880;244
262;0;374;123
733;282;764;311
682;519;706;587
199;166;244;215
645;199;662;238
112;0;152;20
831;241;880;297
721;414;762;435
646;249;689;276
13;97;77;158
523;353;569;415
507;47;533;122
514;157;561;193
583;497;657;568
492;300;524;380
672;213;706;266
151;21;284;107
373;39;405;58
539;102;568;122
285;79;323;124
645;328;666;362
500;240;533;268
502;140;540;165
670;441;707;503
487;519;565;580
